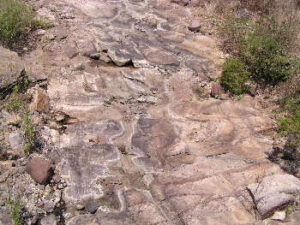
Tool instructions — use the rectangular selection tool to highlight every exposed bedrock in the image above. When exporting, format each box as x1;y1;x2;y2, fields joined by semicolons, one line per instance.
1;0;299;224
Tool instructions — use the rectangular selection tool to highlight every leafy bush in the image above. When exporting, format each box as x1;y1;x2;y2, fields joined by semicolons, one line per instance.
239;16;299;86
220;57;250;95
0;0;43;48
219;14;299;93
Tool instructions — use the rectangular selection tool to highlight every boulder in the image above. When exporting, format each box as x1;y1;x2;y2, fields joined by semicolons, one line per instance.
8;132;24;157
26;156;52;184
85;200;100;214
271;210;286;221
188;19;201;32
108;45;133;66
247;174;300;219
0;46;24;93
30;90;50;113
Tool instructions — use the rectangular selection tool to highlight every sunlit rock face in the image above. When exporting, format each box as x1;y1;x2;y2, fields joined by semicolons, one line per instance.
1;0;298;224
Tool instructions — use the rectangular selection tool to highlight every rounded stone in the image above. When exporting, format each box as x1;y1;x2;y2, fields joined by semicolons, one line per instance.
188;19;201;32
85;200;100;214
26;156;52;184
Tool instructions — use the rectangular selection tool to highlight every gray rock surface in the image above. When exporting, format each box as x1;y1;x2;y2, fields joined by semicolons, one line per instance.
85;200;100;214
8;132;24;157
40;214;58;225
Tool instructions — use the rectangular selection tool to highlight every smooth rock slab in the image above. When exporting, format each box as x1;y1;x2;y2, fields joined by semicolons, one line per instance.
55;121;123;203
131;118;178;169
0;46;24;92
146;50;180;66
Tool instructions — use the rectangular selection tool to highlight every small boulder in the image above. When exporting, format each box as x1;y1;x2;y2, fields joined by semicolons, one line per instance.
271;210;286;221
9;132;24;150
247;174;300;219
30;90;50;113
46;34;56;40
256;193;294;219
76;204;85;210
89;52;101;60
26;156;52;184
85;200;100;214
188;19;201;32
8;132;24;157
137;96;157;104
108;46;132;66
36;29;46;36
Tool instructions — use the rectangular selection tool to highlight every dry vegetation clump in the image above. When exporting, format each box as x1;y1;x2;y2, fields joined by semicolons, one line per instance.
0;0;51;51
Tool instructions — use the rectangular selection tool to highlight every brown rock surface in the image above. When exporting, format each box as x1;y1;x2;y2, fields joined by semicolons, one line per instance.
30;89;50;113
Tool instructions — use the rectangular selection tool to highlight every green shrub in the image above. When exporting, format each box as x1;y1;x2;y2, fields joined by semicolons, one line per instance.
6;194;23;225
220;58;250;95
0;0;40;48
22;110;35;153
277;84;300;136
239;16;299;86
219;14;299;91
6;86;22;113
